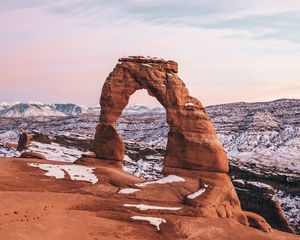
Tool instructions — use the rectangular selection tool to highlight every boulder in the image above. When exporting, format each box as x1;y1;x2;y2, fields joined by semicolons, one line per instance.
20;151;47;160
31;132;53;144
244;211;272;233
81;152;97;158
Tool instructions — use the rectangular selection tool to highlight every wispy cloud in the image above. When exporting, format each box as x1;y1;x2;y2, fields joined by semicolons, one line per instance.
0;0;299;105
2;0;300;43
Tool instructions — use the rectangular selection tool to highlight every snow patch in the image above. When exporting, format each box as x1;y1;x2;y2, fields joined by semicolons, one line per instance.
233;179;245;185
131;216;166;231
118;188;140;194
0;145;20;158
185;102;195;107
29;142;83;162
276;190;300;233
187;184;209;199
247;181;274;190
124;204;181;211
141;63;152;68
135;175;185;187
0;130;19;142
28;163;98;184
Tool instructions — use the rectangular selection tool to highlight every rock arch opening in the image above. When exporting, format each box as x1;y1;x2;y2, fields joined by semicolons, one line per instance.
93;56;228;174
116;89;169;179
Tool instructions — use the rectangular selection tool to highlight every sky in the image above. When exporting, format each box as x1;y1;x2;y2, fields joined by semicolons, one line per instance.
0;0;300;107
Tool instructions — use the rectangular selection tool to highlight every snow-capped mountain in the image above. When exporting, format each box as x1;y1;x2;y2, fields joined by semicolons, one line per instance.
86;103;100;115
51;103;88;116
0;102;88;117
0;103;65;118
0;102;164;117
122;103;149;115
0;102;10;110
122;104;165;115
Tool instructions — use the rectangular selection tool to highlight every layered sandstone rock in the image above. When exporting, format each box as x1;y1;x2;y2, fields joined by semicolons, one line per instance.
92;56;276;233
93;56;228;173
0;157;298;240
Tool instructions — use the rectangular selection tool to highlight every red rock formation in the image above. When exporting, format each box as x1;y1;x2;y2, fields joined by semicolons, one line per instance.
31;132;53;144
93;56;228;173
17;131;31;151
20;151;47;160
92;56;275;232
0;157;297;240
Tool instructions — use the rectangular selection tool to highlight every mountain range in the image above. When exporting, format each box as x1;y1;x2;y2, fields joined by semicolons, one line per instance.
0;102;165;117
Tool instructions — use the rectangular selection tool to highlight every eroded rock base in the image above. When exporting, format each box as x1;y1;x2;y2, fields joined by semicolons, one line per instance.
0;157;297;240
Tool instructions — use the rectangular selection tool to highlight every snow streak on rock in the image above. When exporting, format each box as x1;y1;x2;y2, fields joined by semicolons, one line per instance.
187;184;209;199
131;216;166;231
135;175;185;187
124;204;181;211
118;188;140;194
28;163;98;184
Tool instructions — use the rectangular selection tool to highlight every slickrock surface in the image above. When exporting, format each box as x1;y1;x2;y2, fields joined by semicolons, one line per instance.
0;157;298;240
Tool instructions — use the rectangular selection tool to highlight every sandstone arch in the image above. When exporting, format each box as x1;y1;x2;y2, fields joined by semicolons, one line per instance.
93;56;228;173
91;56;276;232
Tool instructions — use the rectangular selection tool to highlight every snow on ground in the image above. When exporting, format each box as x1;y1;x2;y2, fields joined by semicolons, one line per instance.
232;179;245;185
0;140;84;163
131;216;166;231
0;145;20;158
28;163;98;184
118;188;140;194
276;190;300;233
228;150;300;176
247;181;274;190
124;156;164;181
135;175;185;187
124;204;181;211
29;142;83;162
0;130;19;142
187;184;209;199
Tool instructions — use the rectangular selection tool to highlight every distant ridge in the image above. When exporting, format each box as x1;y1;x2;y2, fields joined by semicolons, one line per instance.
0;102;166;117
0;98;298;118
0;102;85;117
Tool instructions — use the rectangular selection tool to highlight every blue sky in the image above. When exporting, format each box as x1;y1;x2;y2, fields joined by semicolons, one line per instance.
0;0;300;106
